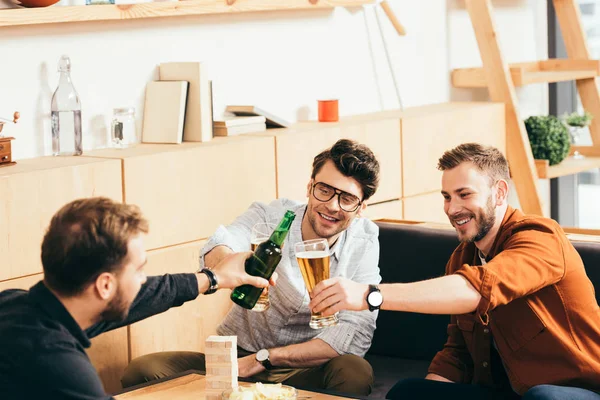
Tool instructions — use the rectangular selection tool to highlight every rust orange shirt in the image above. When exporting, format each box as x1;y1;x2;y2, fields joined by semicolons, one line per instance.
428;207;600;394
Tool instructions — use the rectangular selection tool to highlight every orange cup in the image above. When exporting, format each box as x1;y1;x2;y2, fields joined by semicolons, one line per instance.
318;99;339;122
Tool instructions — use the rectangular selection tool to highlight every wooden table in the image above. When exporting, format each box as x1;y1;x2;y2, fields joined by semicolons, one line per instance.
115;372;353;400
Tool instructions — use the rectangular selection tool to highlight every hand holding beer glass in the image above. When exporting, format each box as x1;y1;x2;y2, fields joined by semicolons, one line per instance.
250;223;276;312
295;239;338;329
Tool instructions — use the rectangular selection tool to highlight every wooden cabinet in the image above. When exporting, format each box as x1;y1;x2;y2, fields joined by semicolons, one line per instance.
0;101;505;392
400;102;505;197
84;136;276;250
362;200;403;221
0;157;122;280
403;191;450;225
88;329;129;394
255;117;402;205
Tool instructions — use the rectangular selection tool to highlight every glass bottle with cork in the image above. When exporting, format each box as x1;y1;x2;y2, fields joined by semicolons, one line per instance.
51;55;82;156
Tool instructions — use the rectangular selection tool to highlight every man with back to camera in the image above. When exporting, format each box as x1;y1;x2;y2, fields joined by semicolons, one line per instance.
309;143;600;400
0;197;273;399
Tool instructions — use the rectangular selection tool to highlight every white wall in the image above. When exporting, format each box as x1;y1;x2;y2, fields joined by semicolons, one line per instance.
0;0;547;162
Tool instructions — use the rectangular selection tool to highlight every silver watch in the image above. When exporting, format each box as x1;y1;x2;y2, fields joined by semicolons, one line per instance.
256;349;273;370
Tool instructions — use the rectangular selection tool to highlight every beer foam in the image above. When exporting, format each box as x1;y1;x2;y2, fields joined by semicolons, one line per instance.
295;251;329;259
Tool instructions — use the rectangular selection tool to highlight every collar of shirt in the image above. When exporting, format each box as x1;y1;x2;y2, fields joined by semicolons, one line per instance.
29;281;91;348
287;204;345;262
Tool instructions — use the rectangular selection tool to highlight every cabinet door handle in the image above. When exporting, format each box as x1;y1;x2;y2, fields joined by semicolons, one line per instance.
0;144;4;151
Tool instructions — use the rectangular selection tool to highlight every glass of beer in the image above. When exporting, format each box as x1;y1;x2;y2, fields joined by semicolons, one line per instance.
250;223;276;312
294;239;338;329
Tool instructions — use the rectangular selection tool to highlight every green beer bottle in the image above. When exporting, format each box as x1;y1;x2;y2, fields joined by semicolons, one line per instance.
231;210;296;309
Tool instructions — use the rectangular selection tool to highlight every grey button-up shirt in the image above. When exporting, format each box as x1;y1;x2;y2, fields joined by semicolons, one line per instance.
199;198;381;357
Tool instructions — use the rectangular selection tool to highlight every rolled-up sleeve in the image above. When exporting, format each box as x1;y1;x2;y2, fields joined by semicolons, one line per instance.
454;221;566;325
199;202;269;269
316;236;381;356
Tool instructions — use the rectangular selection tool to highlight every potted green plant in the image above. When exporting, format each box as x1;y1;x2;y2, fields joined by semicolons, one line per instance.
562;111;593;159
524;115;571;166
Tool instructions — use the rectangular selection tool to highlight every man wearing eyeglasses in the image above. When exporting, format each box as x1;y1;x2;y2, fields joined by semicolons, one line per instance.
122;139;382;396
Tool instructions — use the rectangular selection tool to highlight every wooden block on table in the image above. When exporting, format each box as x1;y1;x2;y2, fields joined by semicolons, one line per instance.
205;354;238;364
142;81;188;144
206;376;237;384
206;361;239;369
159;62;213;142
206;381;238;390
205;348;237;358
206;366;238;377
206;335;237;348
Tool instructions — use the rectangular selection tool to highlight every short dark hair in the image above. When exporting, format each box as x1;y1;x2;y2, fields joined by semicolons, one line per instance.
41;197;149;297
437;143;510;183
311;139;380;201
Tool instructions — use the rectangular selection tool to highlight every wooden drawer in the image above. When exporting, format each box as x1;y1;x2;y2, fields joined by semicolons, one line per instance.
0;139;12;163
401;102;505;197
0;157;122;280
256;118;402;204
129;240;233;359
362;200;403;220
402;191;451;225
84;136;277;250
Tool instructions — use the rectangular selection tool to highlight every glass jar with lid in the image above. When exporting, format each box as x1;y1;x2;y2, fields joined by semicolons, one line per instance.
111;107;139;148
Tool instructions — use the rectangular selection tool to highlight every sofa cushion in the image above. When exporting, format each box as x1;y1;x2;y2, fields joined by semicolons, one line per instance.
369;223;600;360
366;222;600;399
572;241;600;304
368;222;459;360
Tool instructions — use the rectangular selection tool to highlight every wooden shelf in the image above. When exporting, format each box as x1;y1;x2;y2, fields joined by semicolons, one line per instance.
535;155;600;179
452;59;600;88
0;0;373;28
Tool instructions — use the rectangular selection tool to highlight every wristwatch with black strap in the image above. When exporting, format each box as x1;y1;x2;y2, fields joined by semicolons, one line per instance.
256;349;273;370
366;284;383;312
197;268;219;295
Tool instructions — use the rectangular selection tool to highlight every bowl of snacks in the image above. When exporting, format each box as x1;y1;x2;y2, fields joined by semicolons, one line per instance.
223;383;297;400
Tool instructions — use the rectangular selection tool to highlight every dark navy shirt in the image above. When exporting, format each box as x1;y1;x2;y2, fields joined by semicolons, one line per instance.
0;274;199;399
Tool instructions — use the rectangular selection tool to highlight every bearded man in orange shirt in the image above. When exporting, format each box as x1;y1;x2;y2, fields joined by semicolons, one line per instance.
309;143;600;400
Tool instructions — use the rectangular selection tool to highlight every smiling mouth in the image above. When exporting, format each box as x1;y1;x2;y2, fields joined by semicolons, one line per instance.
318;212;339;223
453;216;473;227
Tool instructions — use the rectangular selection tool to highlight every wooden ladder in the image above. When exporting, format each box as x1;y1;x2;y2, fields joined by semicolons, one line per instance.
452;0;600;216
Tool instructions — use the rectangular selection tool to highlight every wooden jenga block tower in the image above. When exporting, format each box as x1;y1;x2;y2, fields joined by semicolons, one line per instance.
205;335;238;400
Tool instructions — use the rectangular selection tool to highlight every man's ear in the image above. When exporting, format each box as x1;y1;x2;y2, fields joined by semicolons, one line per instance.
94;272;116;300
306;180;312;198
357;201;367;217
496;179;509;205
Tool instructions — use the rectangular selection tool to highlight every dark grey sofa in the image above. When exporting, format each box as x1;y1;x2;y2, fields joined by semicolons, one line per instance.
365;221;600;399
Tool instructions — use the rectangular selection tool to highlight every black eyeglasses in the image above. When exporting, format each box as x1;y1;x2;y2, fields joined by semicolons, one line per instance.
311;182;363;212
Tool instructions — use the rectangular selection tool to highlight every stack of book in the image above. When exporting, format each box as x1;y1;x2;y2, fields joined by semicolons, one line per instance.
213;115;267;137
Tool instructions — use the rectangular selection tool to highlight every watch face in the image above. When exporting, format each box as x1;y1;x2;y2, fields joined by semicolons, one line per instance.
368;291;383;307
256;349;269;362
